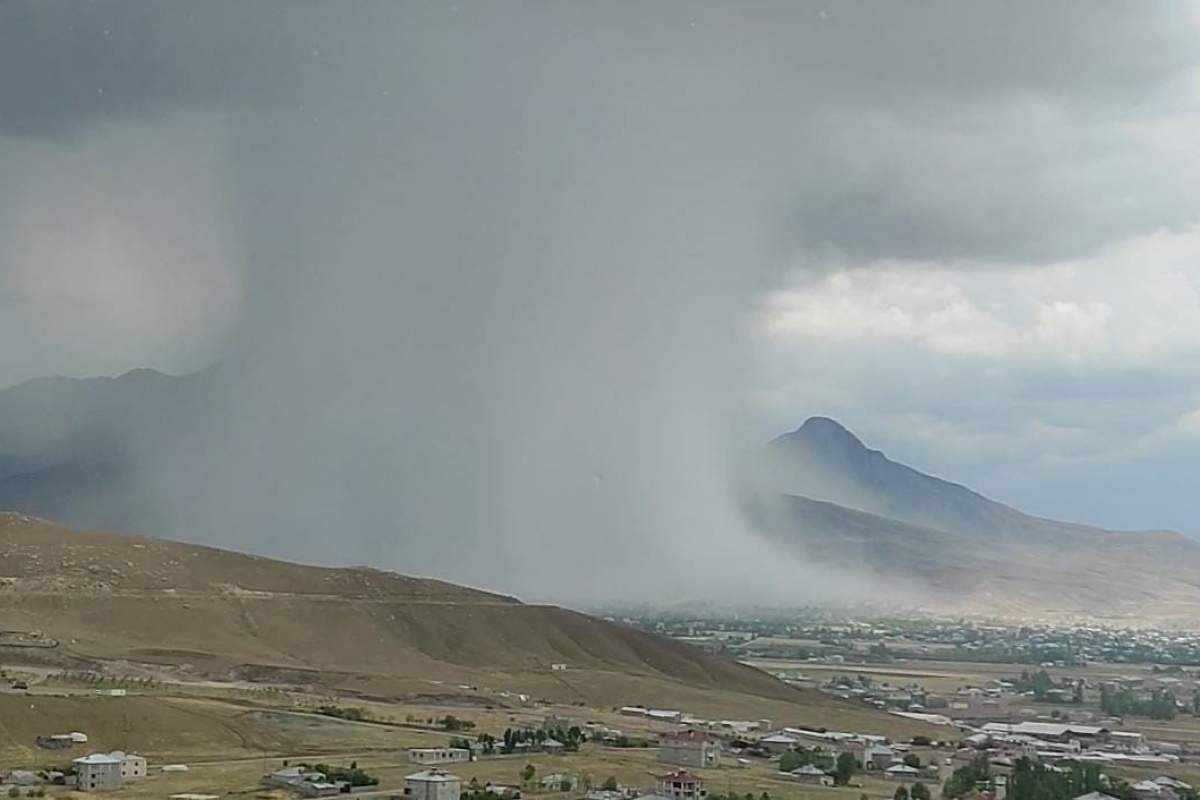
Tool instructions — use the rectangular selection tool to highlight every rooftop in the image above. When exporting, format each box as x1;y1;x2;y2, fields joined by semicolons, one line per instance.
407;770;461;783
75;754;122;765
659;771;701;782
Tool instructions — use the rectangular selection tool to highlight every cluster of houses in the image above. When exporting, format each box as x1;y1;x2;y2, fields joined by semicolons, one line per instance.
962;722;1182;768
652;720;941;786
401;768;710;800
618;707;770;736
2;751;149;793
267;766;368;798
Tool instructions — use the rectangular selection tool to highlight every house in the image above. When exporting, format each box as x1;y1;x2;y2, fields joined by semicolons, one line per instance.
1073;793;1120;800
541;774;579;791
110;751;147;779
1132;781;1167;800
484;784;521;798
409;748;471;765
543;714;578;732
1110;731;1147;751
659;731;720;768
74;754;125;792
587;792;626;800
6;771;37;786
265;766;342;797
758;733;800;756
863;744;898;770
542;738;566;755
653;771;706;800
785;765;834;786
405;769;462;800
884;764;922;782
1153;778;1192;793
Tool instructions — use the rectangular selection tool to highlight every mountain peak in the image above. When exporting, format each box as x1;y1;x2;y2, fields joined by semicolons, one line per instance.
797;416;864;443
776;416;871;455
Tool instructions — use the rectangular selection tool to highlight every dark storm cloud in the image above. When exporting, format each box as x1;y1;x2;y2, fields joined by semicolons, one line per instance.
3;0;1199;600
0;1;322;138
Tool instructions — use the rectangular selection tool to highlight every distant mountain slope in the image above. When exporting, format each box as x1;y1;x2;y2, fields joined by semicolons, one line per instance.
751;418;1200;623
763;417;1162;541
0;369;208;534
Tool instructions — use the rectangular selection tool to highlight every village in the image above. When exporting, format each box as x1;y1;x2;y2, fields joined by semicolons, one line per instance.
7;658;1200;800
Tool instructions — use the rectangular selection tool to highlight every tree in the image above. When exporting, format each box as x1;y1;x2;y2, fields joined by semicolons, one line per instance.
602;777;619;791
779;751;805;773
834;752;857;786
521;764;536;785
894;787;910;800
911;782;931;800
560;778;574;792
942;754;990;800
903;753;921;768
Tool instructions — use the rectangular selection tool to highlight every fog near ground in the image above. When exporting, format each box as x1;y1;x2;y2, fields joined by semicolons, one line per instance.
2;2;1195;602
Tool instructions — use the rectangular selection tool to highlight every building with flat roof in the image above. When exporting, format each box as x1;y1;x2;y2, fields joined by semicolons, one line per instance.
405;769;462;800
409;748;471;765
659;731;719;769
74;754;124;792
110;751;147;779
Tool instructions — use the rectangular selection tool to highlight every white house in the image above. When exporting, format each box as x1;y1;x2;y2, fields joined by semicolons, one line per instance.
74;754;124;792
758;733;800;756
863;744;898;770
659;731;720;768
405;769;462;800
541;773;579;791
409;748;471;765
785;765;834;786
110;751;147;779
884;764;922;782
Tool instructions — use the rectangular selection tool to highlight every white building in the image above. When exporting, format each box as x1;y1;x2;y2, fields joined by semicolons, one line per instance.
405;769;462;800
659;731;720;768
758;733;800;755
785;765;834;786
110;751;147;779
863;744;898;770
74;754;124;792
6;771;36;786
541;773;580;790
884;764;922;782
409;748;471;765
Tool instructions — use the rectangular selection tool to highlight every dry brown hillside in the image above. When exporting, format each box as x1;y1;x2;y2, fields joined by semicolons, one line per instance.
0;514;798;705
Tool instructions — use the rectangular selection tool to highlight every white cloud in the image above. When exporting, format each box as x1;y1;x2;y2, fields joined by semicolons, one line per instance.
761;226;1200;369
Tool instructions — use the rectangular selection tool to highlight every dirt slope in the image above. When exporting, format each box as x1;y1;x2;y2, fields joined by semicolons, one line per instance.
0;514;797;702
